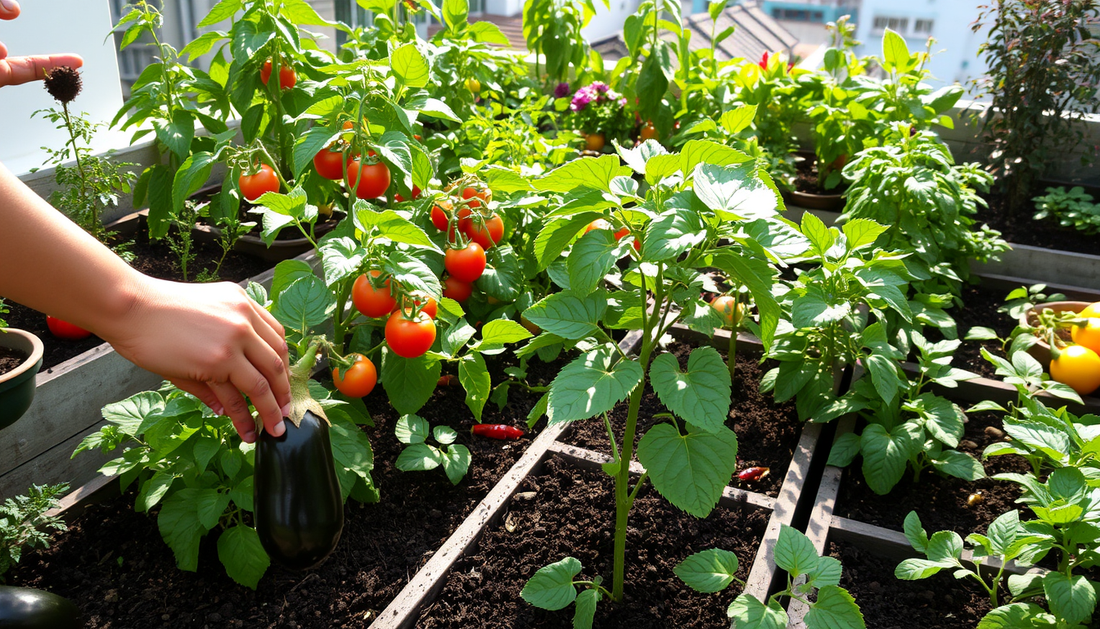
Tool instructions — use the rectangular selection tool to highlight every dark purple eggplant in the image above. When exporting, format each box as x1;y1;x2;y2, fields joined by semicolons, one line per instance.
254;409;343;570
0;586;82;629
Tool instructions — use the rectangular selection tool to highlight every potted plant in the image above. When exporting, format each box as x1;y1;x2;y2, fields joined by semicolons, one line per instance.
0;301;44;430
566;82;633;152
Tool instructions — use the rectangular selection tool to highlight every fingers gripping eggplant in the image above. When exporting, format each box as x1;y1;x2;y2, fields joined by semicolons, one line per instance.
254;344;344;571
0;586;83;629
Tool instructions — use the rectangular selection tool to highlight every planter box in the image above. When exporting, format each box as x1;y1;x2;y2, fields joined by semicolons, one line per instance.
0;251;317;500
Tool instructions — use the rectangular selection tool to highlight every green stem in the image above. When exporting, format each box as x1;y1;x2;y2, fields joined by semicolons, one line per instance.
60;103;95;237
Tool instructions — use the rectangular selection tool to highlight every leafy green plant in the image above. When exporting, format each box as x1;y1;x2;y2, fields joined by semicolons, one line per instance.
1033;186;1100;235
74;381;375;589
518;141;793;618
763;213;912;422
0;299;8;330
523;0;603;85
0;483;69;580
606;0;681;130
720;525;864;629
841;125;1007;295
982;396;1100;477
972;0;1100;215
394;414;471;484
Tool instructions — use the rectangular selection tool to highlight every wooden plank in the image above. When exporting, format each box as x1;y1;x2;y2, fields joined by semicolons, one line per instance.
975;273;1100;303
900;361;1100;415
368;421;569;629
0;420;114;500
974;244;1100;292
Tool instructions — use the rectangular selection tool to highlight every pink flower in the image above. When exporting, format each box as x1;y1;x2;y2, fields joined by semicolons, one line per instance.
554;82;571;98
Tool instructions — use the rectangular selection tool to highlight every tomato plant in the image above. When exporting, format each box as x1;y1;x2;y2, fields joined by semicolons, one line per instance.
260;59;297;90
313;147;347;181
443;277;474;302
385;310;437;358
460;213;505;250
1050;343;1100;395
348;158;392;200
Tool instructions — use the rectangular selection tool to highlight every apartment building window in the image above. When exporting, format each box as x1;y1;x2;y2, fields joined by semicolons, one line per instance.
914;19;934;34
872;15;908;34
773;8;825;21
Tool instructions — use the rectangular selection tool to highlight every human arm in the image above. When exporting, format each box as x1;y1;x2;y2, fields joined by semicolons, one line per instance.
0;162;289;442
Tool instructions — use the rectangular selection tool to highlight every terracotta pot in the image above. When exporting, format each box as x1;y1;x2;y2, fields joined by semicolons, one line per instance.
1020;301;1090;367
0;328;44;431
584;132;605;152
784;188;846;212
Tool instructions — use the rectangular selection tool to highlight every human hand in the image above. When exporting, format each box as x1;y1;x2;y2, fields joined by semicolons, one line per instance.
99;277;292;443
0;0;84;88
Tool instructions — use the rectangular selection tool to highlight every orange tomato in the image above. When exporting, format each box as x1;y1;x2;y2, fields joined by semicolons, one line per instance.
1080;302;1100;319
585;133;605;152
710;296;741;328
1072;318;1100;355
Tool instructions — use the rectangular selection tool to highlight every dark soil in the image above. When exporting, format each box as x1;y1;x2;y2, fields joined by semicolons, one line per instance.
792;156;847;196
976;190;1099;256
947;282;1016;379
828;539;996;628
3;225;272;371
834;411;1028;536
563;340;802;498
0;345;29;375
8;352;568;628
416;455;770;629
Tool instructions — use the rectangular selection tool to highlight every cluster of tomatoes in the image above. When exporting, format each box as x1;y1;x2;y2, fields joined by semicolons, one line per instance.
313;121;394;200
433;184;504;301
1050;301;1100;395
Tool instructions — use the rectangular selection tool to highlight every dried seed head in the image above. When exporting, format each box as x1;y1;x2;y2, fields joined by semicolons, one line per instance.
44;66;82;104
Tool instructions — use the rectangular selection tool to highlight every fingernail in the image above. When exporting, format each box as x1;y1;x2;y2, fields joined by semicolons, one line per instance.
241;429;256;444
213;403;225;416
280;403;291;418
271;421;286;437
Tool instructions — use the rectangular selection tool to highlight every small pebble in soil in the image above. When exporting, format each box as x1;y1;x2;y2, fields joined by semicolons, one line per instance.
984;426;1006;440
959;439;978;450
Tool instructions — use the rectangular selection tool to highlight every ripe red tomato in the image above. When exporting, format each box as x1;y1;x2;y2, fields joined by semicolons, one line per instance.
460;213;505;250
347;158;391;199
431;202;451;232
395;186;422;202
445;242;487;283
239;164;279;202
313;148;347;181
461;186;489;209
332;354;377;398
639;121;659;141
584;219;640;252
261;60;296;90
352;271;396;318
386;310;437;358
46;316;91;341
406;292;438;319
443;277;473;302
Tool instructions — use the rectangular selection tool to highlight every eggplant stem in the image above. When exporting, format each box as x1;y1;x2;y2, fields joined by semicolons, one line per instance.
287;339;328;428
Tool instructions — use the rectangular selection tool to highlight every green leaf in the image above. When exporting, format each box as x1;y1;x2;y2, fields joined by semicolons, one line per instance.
469;20;511;45
720;104;757;134
217;525;270;590
271;259;314;298
636;423;739;517
396;443;443;471
774;524;819;578
547;348;644;423
383;251;443;301
643;207;706;261
103;391;165;435
395;414;429;444
229;477;253;511
318;237;366;287
927;530;964;563
524;292;607;340
136;471;176;512
157;489;205;572
272;276;332;331
459;353;492;422
536;155;632;193
390;42;429;88
693;162;780;220
443;0;468;30
195;488;230;531
434;425;458;445
860;423;918;495
865;353;901;406
707;250;781;345
674;548;740;593
987;510;1020;556
568;229;626;297
842;219;888;250
805;585;866;629
881;28;910;72
441;444;471;485
728;595;788;629
895;557;950;580
1043;572;1097;625
649;347;731;432
172;151;216;215
382;351;441;415
903;511;929;553
932;450;986;481
976;603;1049;629
521;557;583;611
801;212;835;258
198;0;242;26
478;319;533;351
827;432;862;468
808;556;843;588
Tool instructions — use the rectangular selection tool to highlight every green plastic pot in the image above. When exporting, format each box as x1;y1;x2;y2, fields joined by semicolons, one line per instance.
0;328;44;431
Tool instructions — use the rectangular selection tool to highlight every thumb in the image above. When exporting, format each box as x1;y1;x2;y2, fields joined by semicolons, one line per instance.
0;0;21;20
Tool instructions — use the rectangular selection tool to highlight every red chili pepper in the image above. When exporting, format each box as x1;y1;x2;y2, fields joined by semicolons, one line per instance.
738;466;770;482
472;424;524;440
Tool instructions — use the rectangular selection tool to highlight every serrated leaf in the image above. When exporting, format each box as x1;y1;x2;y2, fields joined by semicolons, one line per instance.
805;585;866;629
649;347;731;432
636;423;739;517
674;548;740;593
547;348;644;423
524;292;607;340
217;525;270;589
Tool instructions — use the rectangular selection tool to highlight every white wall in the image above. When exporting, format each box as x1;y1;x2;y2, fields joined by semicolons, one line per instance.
582;0;644;43
485;0;523;16
854;0;989;87
0;0;126;176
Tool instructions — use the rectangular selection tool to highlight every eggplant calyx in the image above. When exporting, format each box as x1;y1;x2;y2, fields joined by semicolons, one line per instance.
287;339;328;428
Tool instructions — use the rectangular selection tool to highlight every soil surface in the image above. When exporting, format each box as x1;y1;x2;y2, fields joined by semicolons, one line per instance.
0;345;29;375
417;455;770;629
834;411;1028;536
976;189;1099;256
8;352;566;628
563;340;802;498
3;225;272;371
792;156;848;196
947;282;1016;379
829;539;997;628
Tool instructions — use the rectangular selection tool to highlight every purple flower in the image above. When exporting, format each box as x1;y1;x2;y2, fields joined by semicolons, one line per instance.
554;82;571;98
